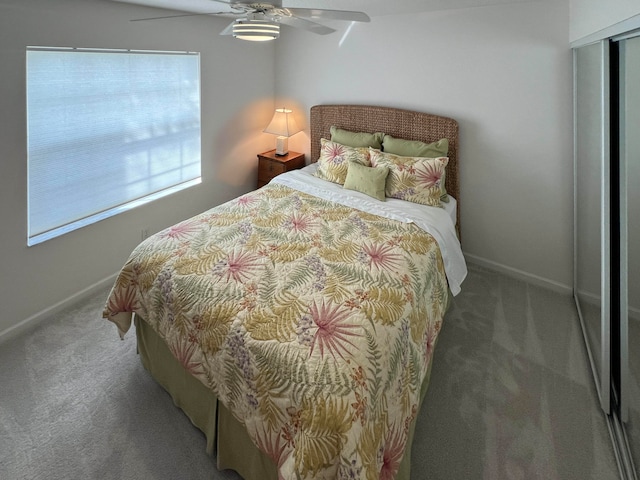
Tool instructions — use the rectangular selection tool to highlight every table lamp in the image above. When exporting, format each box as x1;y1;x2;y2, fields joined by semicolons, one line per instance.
264;108;301;155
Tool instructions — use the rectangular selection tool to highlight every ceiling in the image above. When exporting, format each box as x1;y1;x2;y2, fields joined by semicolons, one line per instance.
109;0;542;19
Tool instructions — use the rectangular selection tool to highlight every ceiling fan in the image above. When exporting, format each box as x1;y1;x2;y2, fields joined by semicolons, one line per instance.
131;1;371;41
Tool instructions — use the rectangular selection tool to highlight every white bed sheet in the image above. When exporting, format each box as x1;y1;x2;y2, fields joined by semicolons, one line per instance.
272;164;467;296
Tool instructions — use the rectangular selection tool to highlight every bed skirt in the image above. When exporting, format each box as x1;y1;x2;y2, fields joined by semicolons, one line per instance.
134;315;436;479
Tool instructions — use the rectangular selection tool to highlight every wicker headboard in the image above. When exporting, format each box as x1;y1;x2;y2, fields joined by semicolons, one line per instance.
310;104;460;234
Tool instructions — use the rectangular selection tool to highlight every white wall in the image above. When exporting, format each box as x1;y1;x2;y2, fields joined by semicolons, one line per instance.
570;0;640;42
279;0;573;290
0;0;577;339
0;0;276;338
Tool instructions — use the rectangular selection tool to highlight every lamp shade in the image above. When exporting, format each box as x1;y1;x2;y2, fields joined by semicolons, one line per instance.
263;108;300;137
264;108;301;156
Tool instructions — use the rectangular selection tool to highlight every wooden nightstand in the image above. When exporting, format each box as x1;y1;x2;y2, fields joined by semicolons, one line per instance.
257;150;305;188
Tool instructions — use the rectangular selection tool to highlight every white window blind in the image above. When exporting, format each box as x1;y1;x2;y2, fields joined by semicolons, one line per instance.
26;47;202;246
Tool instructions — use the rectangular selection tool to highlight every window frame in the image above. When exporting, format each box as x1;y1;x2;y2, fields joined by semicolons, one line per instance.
26;46;202;246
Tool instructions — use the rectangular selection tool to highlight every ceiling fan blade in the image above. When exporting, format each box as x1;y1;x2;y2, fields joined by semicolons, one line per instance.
286;8;370;23
131;11;238;22
210;0;284;8
219;20;236;36
278;15;335;35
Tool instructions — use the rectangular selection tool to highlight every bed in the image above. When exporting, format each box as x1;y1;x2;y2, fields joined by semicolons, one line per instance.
103;104;466;480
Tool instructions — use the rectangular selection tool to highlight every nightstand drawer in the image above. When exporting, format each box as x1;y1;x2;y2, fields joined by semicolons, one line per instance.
256;150;305;188
261;159;287;176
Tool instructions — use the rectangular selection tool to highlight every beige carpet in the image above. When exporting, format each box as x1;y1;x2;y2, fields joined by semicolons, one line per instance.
0;264;620;479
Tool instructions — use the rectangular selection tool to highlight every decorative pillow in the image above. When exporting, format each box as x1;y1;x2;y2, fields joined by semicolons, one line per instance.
369;149;448;207
314;138;372;185
343;161;389;201
382;135;448;157
382;135;450;202
330;126;384;149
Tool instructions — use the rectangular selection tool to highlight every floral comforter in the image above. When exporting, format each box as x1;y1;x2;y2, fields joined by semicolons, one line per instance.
103;182;450;480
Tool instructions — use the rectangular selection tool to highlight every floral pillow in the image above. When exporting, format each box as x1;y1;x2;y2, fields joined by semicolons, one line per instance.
382;135;450;202
369;148;448;207
314;138;372;185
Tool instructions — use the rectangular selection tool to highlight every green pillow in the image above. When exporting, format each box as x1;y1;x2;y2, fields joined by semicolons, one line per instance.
382;135;448;157
343;161;389;201
382;135;450;202
330;126;384;149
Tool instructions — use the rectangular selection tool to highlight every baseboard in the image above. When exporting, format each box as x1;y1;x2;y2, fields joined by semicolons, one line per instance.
0;273;118;345
464;253;573;295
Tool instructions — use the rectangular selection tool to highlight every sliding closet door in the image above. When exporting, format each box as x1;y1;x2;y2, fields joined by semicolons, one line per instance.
574;41;611;413
619;34;640;470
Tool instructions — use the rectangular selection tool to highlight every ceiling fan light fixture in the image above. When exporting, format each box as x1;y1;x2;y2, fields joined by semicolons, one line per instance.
233;19;280;41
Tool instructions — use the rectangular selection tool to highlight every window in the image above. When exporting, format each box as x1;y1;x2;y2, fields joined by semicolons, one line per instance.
26;47;201;246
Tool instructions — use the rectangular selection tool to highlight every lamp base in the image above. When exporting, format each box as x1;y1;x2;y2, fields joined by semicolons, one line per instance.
274;136;288;156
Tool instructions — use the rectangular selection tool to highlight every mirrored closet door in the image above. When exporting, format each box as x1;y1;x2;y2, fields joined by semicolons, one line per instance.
574;33;640;479
574;40;611;413
619;33;640;474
